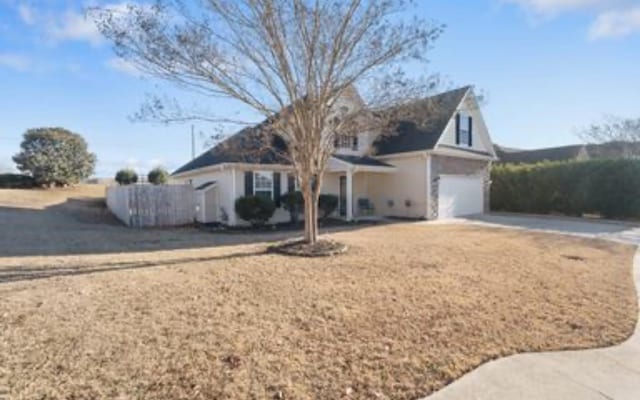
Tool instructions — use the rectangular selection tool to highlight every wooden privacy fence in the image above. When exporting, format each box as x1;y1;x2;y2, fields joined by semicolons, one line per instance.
106;184;196;228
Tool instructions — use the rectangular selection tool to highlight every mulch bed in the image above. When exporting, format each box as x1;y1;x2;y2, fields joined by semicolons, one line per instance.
268;238;348;257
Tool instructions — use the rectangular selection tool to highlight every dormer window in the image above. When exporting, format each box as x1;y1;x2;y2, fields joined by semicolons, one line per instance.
456;113;473;147
334;134;358;150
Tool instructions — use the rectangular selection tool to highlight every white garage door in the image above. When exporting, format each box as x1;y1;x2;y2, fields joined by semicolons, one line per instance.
438;175;484;219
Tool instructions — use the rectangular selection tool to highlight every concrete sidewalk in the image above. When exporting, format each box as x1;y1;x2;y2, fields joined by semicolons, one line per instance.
422;215;640;400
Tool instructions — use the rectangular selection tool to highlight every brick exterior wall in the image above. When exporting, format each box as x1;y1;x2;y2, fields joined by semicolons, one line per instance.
428;155;491;219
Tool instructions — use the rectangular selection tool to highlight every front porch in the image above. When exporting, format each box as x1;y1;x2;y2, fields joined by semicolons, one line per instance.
323;155;396;221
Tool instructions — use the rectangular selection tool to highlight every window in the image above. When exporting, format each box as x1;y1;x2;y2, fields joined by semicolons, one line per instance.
287;173;298;192
254;171;273;200
456;113;473;147
334;134;359;150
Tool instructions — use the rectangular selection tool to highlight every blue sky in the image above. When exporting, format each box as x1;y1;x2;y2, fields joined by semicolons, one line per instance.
1;0;639;177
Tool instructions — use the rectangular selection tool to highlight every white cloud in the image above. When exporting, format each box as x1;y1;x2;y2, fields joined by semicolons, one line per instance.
48;9;104;46
42;2;142;46
504;0;640;39
0;53;31;71
106;57;143;77
18;4;36;25
504;0;629;16
589;6;640;39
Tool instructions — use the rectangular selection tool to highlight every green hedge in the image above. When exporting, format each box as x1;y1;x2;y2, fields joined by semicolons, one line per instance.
0;173;36;189
491;159;640;220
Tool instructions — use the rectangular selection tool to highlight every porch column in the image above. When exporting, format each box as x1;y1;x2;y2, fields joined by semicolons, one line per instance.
346;169;353;221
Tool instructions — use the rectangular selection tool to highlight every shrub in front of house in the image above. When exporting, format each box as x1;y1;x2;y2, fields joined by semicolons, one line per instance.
115;169;138;185
280;190;304;223
0;173;36;189
147;167;170;185
235;195;276;226
318;194;338;220
491;159;640;220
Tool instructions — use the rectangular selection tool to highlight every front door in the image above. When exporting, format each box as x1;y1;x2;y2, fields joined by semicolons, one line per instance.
339;176;347;217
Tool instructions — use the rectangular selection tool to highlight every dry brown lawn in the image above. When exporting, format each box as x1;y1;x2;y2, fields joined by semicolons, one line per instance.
0;203;637;400
0;185;106;209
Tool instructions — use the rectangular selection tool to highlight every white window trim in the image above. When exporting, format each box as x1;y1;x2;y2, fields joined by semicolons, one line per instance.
458;113;472;147
253;171;274;199
287;173;300;192
335;134;359;151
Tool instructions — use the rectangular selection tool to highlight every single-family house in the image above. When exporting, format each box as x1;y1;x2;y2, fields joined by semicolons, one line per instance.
172;86;498;225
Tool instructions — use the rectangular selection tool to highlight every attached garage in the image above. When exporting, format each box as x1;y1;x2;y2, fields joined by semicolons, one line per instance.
437;175;484;219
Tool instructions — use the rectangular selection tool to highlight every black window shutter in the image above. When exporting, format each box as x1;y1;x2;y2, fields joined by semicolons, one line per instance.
287;174;296;192
352;136;359;150
455;113;461;145
468;116;473;147
244;171;253;196
273;172;281;206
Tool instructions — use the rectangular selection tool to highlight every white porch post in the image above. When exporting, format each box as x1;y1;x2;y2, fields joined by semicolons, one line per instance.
229;167;237;226
346;169;354;221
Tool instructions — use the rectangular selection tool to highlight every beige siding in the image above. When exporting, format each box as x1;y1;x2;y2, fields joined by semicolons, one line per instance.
437;92;494;155
233;166;291;225
176;168;235;224
368;155;428;218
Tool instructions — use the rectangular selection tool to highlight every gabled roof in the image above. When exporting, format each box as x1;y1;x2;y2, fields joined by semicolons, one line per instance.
496;144;587;164
173;86;472;175
172;124;289;175
373;86;471;156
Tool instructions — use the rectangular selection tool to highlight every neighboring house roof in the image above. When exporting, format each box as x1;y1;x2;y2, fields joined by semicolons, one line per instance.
496;144;587;164
373;86;471;156
493;144;524;154
332;154;394;167
173;86;471;175
585;141;640;159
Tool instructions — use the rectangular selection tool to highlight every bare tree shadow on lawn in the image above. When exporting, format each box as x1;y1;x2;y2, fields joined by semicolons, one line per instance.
0;195;392;258
0;249;267;284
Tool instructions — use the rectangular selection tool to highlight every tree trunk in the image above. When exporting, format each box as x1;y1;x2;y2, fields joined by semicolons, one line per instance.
302;188;319;244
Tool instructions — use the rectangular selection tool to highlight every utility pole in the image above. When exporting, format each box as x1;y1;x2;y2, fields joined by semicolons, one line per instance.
191;125;196;159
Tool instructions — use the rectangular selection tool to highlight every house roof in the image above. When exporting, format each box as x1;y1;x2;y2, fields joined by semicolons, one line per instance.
172;124;289;175
373;86;471;156
496;144;586;164
194;181;217;191
173;86;471;175
332;154;394;167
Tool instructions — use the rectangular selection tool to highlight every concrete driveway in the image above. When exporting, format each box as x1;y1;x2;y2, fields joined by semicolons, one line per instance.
422;213;640;400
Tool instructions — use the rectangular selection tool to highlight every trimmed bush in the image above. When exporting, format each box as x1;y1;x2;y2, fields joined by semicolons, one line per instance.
115;169;138;185
318;194;339;220
0;173;35;189
491;159;640;220
13;127;96;187
280;190;304;223
235;195;276;226
148;167;169;185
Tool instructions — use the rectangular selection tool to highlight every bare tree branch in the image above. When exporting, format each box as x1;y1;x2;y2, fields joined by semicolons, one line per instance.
91;0;444;243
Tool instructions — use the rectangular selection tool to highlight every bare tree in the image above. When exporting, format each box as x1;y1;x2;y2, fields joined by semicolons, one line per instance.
579;115;640;158
92;0;443;244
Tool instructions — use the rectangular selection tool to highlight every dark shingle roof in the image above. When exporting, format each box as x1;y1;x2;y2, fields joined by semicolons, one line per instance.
173;124;289;175
332;154;394;167
496;144;586;164
173;86;471;175
373;86;470;156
